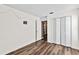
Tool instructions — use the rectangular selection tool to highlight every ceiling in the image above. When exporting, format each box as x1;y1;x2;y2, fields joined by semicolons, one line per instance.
5;4;79;18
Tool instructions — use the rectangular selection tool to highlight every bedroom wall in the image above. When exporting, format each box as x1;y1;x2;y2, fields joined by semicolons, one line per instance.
0;5;41;54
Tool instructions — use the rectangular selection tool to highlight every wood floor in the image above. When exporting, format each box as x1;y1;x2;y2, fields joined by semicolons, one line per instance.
7;40;79;55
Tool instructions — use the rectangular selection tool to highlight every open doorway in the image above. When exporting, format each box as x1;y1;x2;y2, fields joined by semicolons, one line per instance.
41;21;47;41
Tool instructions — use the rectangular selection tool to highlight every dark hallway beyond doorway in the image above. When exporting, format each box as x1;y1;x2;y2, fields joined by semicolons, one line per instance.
41;21;47;41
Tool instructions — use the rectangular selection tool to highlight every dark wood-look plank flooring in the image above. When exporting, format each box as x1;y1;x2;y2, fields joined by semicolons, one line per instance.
7;40;79;55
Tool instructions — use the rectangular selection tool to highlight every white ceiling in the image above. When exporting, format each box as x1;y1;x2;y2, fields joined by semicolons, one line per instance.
5;4;79;18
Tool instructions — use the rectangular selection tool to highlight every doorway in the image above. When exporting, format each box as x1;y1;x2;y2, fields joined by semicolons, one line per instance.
41;21;47;41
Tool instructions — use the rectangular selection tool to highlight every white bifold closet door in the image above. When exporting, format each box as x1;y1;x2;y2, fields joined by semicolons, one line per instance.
55;16;72;47
52;16;72;47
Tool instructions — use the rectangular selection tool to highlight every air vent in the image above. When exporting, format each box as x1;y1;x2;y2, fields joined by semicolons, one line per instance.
49;12;54;14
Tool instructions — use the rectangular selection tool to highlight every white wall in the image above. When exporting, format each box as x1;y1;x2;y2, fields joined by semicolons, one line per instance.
72;15;79;49
48;18;53;43
0;5;41;54
48;8;79;49
56;18;60;44
37;20;42;40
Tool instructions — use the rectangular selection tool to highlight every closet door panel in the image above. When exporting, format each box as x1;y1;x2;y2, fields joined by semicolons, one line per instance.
56;18;60;44
60;17;66;45
66;16;71;47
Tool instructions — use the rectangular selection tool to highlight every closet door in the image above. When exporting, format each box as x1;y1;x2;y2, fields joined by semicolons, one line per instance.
60;17;66;45
66;16;72;47
56;18;60;44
